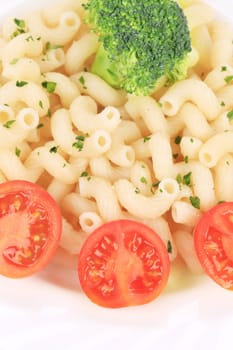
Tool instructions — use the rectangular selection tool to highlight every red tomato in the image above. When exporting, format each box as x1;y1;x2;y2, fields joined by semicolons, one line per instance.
0;180;62;278
194;202;233;290
77;220;170;308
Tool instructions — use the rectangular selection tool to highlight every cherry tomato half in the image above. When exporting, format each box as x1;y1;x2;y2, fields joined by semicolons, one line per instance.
194;202;233;290
0;180;62;278
77;220;170;308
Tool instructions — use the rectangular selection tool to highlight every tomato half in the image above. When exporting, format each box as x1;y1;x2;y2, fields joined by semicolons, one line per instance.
0;180;62;278
194;202;233;290
77;220;170;308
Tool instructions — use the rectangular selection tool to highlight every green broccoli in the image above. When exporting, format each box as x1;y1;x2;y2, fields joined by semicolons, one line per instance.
82;0;192;96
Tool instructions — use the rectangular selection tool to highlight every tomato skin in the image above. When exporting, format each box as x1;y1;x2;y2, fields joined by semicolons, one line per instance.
77;220;170;308
0;180;62;278
194;202;233;290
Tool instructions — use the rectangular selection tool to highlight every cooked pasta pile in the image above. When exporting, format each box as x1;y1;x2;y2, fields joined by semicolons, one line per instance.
0;0;232;275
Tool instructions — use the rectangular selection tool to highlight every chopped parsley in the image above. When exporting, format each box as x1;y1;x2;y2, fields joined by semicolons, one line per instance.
225;75;233;84
176;172;192;187
220;101;226;107
143;136;151;143
140;176;147;184
78;76;87;89
167;240;172;253
174;135;182;144
16;80;28;87
3;120;16;128
189;196;201;209
221;66;227;72
25;35;34;42
45;42;63;51
37;123;44;129
183;172;192;186
72;135;86;151
150;181;160;194
80;171;89;177
38;100;44;109
49;145;59;153
11;18;27;38
135;187;140;194
14;18;26;28
80;171;92;181
41;81;57;93
10;58;19;65
184;155;189;163
15;147;21;157
227;110;233;121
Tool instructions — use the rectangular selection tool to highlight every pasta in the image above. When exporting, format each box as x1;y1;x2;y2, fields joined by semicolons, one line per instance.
0;0;233;281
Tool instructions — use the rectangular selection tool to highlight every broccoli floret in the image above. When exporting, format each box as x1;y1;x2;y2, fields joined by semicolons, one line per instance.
82;0;192;95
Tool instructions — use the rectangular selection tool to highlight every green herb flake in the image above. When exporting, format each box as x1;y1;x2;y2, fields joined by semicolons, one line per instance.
227;110;233;121
45;42;63;51
14;18;26;28
16;80;28;87
49;145;59;154
38;100;44;109
167;240;172;253
140;176;147;184
78;75;87;89
79;76;85;86
150;181;160;194
174;135;182;144
184;155;189;163
183;172;192;186
176;172;192;187
80;171;89;177
135;187;140;194
47;108;52;117
15;147;21;157
224;75;233;84
37;123;44;129
176;173;182;184
3;120;16;128
220;101;226;107
10;58;19;65
25;35;34;42
143;136;151;143
189;196;200;209
41;81;57;93
72;135;86;151
221;66;227;72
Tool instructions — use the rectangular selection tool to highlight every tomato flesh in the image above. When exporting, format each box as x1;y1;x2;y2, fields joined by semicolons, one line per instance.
194;202;233;290
0;180;62;278
78;220;170;308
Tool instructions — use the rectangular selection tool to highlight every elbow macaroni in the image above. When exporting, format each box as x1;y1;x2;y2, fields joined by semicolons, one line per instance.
0;0;232;275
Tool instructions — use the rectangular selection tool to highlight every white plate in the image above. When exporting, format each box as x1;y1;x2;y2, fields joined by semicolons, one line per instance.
0;1;233;349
